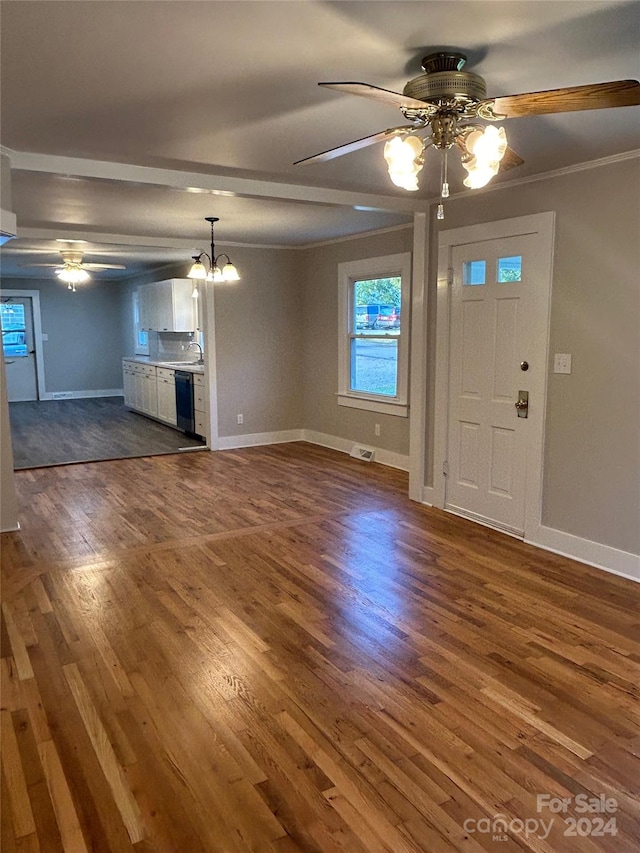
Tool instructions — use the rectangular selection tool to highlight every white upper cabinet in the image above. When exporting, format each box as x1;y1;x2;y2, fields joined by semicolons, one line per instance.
138;279;195;332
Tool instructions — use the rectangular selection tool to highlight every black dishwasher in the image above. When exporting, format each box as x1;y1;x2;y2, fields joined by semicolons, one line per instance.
175;371;195;433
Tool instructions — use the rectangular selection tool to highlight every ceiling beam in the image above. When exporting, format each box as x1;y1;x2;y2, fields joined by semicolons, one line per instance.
6;149;431;215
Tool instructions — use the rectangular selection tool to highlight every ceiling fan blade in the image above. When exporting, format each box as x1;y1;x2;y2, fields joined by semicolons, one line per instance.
16;262;61;268
499;146;525;171
480;79;640;119
295;126;419;165
319;82;429;111
82;263;126;270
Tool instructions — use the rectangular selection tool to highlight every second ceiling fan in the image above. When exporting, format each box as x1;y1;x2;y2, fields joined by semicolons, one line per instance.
19;245;126;290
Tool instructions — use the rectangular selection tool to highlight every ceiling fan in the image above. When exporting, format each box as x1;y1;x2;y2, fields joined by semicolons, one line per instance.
295;51;640;216
19;245;126;290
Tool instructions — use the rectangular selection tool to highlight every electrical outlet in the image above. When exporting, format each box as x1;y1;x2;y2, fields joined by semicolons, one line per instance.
237;414;244;424
374;424;380;437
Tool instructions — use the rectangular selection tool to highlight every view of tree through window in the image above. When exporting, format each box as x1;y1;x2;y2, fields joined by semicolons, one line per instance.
351;277;402;397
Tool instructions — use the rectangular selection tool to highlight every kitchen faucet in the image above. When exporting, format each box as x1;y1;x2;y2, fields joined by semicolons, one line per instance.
187;341;204;364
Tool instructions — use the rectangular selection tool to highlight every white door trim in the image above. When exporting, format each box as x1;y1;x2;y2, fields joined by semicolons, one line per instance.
432;212;555;538
0;289;46;400
201;278;219;450
408;212;429;500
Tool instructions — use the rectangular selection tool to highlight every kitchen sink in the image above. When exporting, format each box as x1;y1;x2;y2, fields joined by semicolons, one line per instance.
161;361;201;367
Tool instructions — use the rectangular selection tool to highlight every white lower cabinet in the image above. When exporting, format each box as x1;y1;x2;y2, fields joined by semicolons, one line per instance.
123;360;205;436
123;360;158;418
123;365;136;408
193;373;207;437
156;368;177;425
142;372;158;418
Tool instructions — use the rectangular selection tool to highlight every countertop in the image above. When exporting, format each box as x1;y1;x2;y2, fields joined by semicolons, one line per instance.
123;356;205;374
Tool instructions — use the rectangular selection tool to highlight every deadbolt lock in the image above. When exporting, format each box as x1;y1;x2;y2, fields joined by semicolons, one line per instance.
515;391;529;418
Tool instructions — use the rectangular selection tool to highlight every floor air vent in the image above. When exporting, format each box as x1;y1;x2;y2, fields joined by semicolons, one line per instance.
349;445;375;462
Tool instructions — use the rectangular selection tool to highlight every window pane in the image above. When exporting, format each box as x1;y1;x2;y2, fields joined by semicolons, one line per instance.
463;260;486;285
497;255;522;282
1;304;28;357
350;338;398;396
353;277;401;334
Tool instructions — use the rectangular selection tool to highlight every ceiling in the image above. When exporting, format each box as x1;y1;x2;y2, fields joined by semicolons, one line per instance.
1;0;639;281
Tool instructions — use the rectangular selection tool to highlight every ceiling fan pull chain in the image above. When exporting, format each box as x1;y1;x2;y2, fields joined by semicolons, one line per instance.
437;149;449;220
441;148;450;198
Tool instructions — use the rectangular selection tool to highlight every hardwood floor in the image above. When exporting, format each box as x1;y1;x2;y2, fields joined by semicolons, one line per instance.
1;443;638;852
9;397;205;469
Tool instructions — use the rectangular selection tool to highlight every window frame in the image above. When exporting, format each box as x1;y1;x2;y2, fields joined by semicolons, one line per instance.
132;290;149;355
337;252;411;417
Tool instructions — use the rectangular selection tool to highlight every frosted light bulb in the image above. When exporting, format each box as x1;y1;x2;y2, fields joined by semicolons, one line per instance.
384;135;424;192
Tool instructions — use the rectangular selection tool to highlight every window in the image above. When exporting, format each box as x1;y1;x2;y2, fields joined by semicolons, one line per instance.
497;255;522;282
133;291;149;355
338;252;411;416
1;302;28;357
463;259;486;285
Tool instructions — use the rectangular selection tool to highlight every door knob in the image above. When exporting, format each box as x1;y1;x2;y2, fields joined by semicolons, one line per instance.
515;390;529;418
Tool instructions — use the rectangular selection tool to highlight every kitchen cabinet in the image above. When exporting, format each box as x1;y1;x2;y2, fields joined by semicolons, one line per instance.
123;362;136;408
138;279;195;332
141;371;158;417
123;360;157;418
193;373;207;437
156;368;177;425
123;359;204;435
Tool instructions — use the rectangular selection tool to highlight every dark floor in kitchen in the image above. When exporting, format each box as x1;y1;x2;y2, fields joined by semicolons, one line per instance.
8;396;206;469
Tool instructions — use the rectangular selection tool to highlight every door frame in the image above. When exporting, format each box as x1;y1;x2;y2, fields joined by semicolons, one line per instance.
0;289;46;400
432;212;555;538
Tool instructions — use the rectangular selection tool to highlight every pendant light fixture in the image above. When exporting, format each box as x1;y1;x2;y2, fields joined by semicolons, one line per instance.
187;217;240;285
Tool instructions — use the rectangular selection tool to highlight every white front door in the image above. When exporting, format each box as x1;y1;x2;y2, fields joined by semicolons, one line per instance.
1;297;38;402
436;214;555;538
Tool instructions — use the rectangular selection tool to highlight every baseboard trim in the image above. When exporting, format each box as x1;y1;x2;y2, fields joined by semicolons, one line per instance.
217;429;304;450
302;430;409;471
416;495;639;583
215;428;409;470
40;389;123;401
526;524;640;583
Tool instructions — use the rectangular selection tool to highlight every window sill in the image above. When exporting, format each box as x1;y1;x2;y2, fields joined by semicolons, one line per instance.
337;393;408;417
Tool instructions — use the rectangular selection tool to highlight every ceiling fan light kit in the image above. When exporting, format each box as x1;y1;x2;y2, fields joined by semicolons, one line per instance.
295;50;640;219
187;217;240;286
18;244;126;290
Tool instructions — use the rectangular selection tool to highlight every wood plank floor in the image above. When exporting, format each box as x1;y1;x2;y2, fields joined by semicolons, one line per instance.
9;397;205;470
1;442;638;852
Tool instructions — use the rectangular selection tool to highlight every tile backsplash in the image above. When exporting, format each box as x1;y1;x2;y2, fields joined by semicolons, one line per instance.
148;332;197;362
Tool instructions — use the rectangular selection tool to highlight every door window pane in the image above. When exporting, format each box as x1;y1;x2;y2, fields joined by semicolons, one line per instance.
1;303;28;357
350;338;398;396
463;260;486;286
497;255;522;282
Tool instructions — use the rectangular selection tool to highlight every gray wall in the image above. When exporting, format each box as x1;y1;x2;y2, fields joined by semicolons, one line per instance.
1;276;124;393
299;227;413;455
424;157;640;555
214;246;303;437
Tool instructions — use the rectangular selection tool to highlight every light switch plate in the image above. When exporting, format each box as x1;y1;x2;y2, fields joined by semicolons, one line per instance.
554;353;572;374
